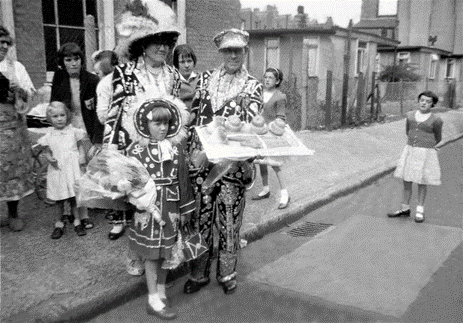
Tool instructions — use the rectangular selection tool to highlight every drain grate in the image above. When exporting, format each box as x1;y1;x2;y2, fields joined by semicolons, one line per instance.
287;222;332;237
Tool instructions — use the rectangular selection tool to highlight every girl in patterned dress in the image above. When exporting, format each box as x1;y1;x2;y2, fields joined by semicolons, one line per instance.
127;97;194;319
388;91;443;223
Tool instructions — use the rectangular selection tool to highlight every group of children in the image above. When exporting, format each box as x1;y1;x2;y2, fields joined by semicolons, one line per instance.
39;88;444;243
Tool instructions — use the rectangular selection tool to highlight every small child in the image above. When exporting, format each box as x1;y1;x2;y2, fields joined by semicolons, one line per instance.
38;101;88;238
126;97;194;319
388;91;443;223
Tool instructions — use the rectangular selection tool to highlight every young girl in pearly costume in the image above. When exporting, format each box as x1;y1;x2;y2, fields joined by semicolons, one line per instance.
127;97;194;319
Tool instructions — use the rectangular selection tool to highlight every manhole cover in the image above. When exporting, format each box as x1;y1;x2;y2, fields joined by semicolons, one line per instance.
287;222;332;237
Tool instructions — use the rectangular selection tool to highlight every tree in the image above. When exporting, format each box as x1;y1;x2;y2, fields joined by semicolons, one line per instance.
378;63;422;82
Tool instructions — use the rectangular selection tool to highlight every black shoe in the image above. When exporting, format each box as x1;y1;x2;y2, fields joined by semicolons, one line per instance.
108;227;125;240
51;226;65;239
220;280;237;294
251;191;270;200
81;218;94;229
74;224;86;236
278;196;291;209
183;278;210;294
146;302;177;320
387;209;411;217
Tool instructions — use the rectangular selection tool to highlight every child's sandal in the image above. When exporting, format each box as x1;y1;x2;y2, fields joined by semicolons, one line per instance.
415;212;425;223
51;224;66;239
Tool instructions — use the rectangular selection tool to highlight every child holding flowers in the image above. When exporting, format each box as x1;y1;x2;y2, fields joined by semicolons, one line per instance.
126;97;194;319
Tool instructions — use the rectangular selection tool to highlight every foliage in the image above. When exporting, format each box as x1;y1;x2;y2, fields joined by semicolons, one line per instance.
279;73;302;130
379;63;422;82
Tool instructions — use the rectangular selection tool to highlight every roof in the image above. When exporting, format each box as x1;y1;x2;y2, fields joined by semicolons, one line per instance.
378;45;452;56
354;19;398;29
247;26;399;47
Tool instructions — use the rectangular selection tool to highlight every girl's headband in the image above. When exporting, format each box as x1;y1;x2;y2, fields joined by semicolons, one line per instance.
268;67;281;80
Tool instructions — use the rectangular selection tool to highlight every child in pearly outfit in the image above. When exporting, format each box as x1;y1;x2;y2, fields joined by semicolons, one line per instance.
38;101;88;238
388;91;443;223
126;97;194;319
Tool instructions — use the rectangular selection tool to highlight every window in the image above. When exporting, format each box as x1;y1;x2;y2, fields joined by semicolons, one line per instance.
378;0;398;16
446;59;455;79
397;52;410;65
304;37;318;77
265;38;280;70
42;0;98;71
356;41;368;74
428;54;438;79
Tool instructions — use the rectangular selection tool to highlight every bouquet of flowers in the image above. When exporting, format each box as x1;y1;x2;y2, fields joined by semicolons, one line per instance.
76;148;164;224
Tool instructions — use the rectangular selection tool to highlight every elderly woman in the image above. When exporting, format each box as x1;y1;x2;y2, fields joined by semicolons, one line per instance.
185;28;263;295
0;26;35;231
50;42;101;233
103;0;183;300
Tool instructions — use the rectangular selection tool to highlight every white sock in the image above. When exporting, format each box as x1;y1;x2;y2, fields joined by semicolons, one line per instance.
280;189;289;203
73;219;81;227
55;221;65;228
148;293;165;311
110;224;124;234
259;186;270;196
157;283;166;299
401;204;410;211
416;205;424;213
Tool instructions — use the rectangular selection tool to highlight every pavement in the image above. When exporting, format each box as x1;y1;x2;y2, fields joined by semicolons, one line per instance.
1;108;463;323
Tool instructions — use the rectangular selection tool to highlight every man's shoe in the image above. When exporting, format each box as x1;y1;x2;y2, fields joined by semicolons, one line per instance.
220;280;237;294
146;302;177;320
387;209;411;217
74;224;86;236
183;278;210;294
108;227;125;240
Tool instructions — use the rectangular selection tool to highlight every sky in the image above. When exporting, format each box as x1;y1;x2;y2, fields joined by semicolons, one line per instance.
240;0;363;28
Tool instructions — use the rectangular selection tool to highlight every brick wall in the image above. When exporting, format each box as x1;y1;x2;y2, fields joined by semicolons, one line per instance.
185;0;241;72
13;0;47;88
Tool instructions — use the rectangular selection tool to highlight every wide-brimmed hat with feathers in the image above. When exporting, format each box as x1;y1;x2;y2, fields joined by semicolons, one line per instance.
115;0;180;60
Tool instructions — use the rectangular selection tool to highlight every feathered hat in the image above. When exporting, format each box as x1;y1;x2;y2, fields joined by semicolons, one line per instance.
133;96;190;147
115;0;181;60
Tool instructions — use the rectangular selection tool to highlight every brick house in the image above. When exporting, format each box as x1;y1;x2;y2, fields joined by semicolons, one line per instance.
354;0;463;84
0;0;241;89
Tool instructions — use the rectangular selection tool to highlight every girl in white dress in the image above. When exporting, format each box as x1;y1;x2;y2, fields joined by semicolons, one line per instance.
38;101;88;238
388;91;443;223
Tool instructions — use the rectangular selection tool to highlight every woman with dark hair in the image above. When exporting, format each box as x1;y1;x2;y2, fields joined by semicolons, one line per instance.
0;25;36;231
252;67;290;209
103;0;183;284
173;44;199;111
50;42;102;231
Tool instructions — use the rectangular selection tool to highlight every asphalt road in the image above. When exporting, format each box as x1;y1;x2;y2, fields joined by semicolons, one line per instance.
86;139;462;323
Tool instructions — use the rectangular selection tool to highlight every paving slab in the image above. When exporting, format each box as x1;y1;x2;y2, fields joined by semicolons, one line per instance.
247;215;462;318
